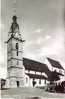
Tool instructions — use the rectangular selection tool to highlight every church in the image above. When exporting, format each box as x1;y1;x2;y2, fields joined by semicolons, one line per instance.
2;15;64;88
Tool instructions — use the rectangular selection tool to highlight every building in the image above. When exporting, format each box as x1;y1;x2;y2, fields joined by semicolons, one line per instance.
23;57;51;87
47;57;64;82
4;16;64;88
47;57;64;75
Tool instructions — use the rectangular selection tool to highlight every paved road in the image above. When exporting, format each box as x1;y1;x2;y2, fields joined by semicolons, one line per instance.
1;88;65;99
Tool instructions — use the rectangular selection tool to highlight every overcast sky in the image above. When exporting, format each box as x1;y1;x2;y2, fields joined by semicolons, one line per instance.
0;0;65;78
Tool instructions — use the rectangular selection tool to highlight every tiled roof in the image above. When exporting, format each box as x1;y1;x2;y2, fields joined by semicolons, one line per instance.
23;57;51;78
47;57;64;70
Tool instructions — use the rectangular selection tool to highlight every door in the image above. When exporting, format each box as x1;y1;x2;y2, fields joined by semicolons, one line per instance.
16;81;19;87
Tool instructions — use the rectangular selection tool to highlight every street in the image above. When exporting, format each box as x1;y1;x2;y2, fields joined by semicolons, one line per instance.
1;88;65;99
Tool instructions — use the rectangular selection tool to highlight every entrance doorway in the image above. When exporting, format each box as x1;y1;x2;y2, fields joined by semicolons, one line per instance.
16;81;19;87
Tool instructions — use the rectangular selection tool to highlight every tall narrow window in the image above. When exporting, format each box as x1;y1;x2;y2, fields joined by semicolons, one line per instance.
16;43;18;50
16;81;19;87
39;79;41;84
17;60;19;65
17;51;18;56
15;43;19;56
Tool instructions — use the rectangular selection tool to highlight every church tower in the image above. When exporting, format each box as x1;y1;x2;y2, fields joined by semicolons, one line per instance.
6;16;25;88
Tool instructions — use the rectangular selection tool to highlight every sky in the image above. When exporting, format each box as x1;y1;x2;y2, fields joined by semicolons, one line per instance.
0;0;65;78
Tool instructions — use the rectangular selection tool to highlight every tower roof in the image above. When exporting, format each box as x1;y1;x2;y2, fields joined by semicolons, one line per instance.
9;15;19;33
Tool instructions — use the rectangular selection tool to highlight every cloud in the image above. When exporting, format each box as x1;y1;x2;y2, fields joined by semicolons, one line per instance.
45;35;51;40
36;35;51;45
24;31;65;63
34;28;44;33
23;52;36;60
36;37;43;44
40;36;64;56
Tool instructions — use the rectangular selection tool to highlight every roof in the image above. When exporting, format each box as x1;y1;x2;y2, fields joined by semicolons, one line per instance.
23;58;51;78
47;57;64;70
23;58;64;81
56;72;64;76
26;73;47;79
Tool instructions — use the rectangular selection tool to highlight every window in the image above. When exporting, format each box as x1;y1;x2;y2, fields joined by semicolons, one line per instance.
39;79;41;84
15;43;19;50
15;43;19;56
17;51;18;56
16;81;19;87
59;70;62;74
17;61;19;65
